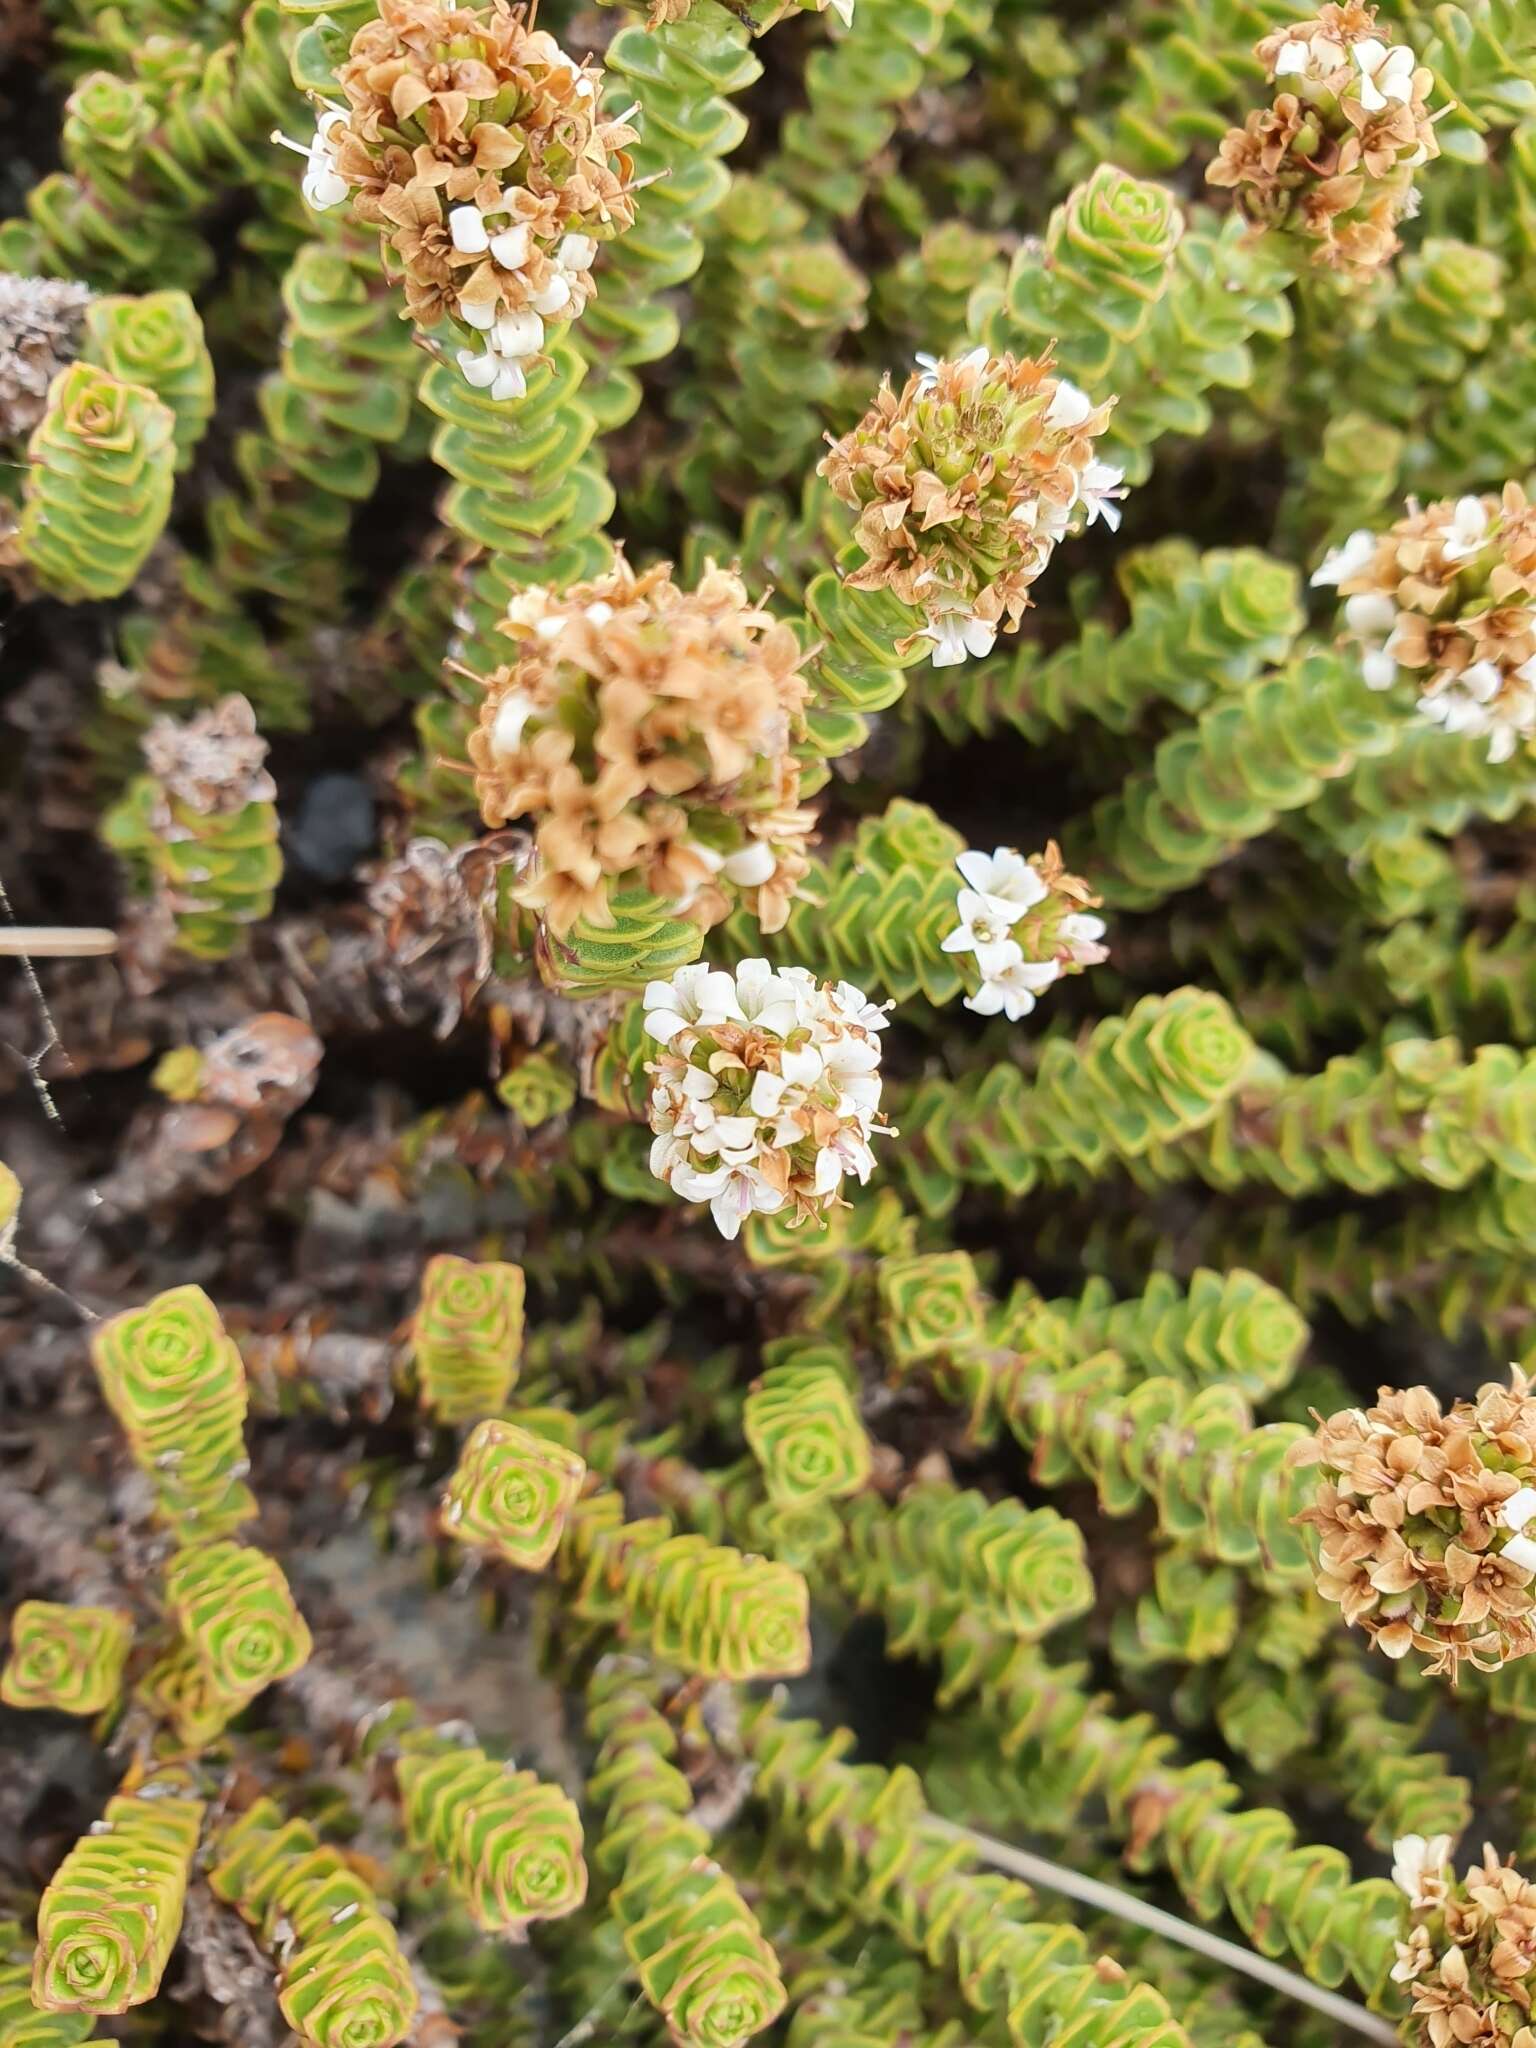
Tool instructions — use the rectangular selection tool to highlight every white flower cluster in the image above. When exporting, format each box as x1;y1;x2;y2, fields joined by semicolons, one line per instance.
644;961;889;1241
940;847;1106;1020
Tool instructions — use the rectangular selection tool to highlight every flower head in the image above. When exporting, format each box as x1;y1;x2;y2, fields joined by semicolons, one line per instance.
298;0;638;392
644;961;890;1239
820;349;1120;668
1321;484;1536;765
1209;3;1438;283
1291;1368;1536;1677
468;557;816;939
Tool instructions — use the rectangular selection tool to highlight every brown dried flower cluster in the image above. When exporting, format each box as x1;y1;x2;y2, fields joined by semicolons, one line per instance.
1314;483;1536;763
1291;1372;1536;1678
1206;3;1439;281
1393;1840;1536;2048
0;275;92;437
312;0;636;398
819;347;1121;667
142;695;277;817
467;557;816;939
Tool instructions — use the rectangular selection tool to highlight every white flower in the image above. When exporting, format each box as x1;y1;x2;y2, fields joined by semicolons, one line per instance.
825;981;891;1033
828;0;855;25
749;1045;825;1123
1352;36;1416;112
1076;459;1126;532
1502;1486;1536;1533
455;340;527;403
490;222;533;272
1362;646;1398;690
955;847;1049;922
721;839;778;887
449;203;494;255
941;888;1024;973
1009;494;1072;545
1441;494;1491;562
733;959;802;1036
814;1125;876;1195
1343;592;1397;638
643;965;742;1043
819;1033;882;1118
1504;1531;1536;1572
1044;378;1094;431
495;308;545;358
1058;910;1109;964
923;611;998;667
963;943;1060;1020
531;271;572;317
1460;659;1503;705
1311;529;1379;588
672;1161;785;1240
690;1113;760;1164
272;108;349;212
1274;29;1345;86
1391;1834;1452;1908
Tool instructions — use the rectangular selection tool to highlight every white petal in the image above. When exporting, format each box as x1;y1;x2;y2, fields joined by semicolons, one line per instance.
531;271;572;316
680;1066;719;1101
673;1161;732;1202
495;308;544;357
1343;592;1397;637
721;839;777;886
457;348;500;390
449;205;491;254
750;1070;788;1116
644;1007;690;1044
1273;38;1308;74
490;362;527;402
1362;648;1398;690
558;232;597;270
1311;529;1377;587
1503;1531;1536;1573
1045;378;1094;429
490;691;535;756
459;298;497;330
940;923;978;954
780;1045;825;1088
489;223;531;270
964;981;1006;1016
1462;659;1503;704
1502;1486;1536;1532
924;618;968;667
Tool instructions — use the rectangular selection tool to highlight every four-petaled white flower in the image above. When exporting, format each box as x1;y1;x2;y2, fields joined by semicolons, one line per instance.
1311;529;1379;588
941;888;1024;974
1058;909;1109;965
1351;35;1416;112
1391;1834;1452;1909
1274;30;1345;87
963;944;1060;1019
923;610;998;668
733;958;803;1036
1077;459;1127;532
